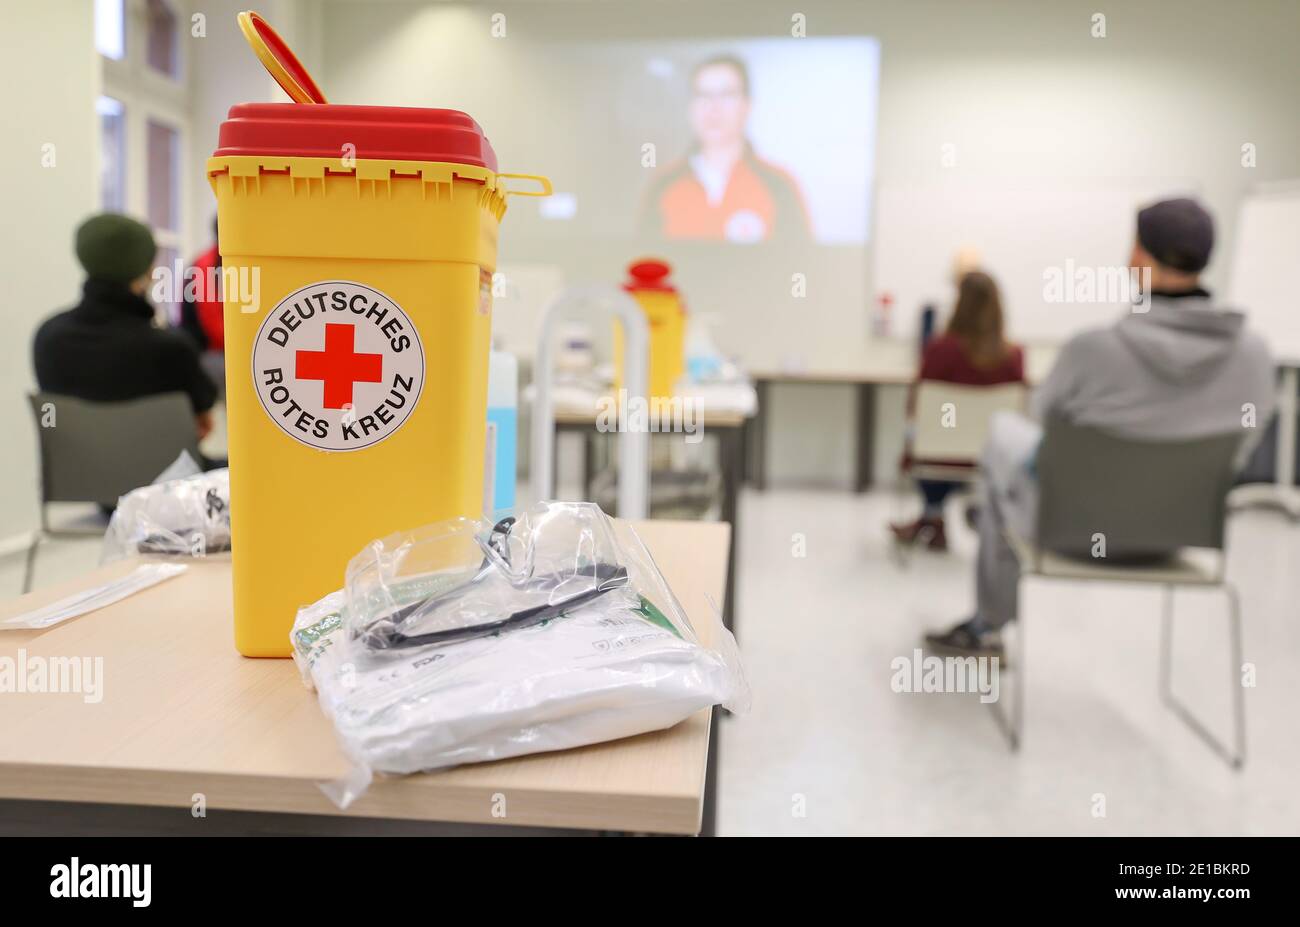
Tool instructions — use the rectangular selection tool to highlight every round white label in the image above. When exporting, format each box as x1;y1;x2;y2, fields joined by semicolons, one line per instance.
251;281;424;452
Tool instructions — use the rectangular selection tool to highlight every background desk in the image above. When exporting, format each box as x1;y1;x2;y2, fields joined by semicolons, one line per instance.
0;520;730;836
747;341;1058;491
552;400;749;632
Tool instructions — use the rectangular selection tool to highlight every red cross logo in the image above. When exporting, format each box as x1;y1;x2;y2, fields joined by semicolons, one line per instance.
295;323;383;409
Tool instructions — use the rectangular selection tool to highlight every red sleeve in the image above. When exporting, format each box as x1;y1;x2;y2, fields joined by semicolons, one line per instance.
918;336;954;382
1008;345;1026;383
910;337;948;417
198;302;224;351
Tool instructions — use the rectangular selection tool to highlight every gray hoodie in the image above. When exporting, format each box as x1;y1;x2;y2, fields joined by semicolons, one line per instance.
1030;292;1275;440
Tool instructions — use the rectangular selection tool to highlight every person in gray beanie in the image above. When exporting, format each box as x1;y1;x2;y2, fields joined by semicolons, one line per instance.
33;213;219;447
925;197;1275;660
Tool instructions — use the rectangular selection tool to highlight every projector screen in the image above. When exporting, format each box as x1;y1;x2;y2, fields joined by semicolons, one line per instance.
524;36;880;248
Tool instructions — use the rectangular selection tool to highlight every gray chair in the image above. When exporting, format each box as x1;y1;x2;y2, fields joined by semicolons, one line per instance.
24;392;201;593
998;417;1246;768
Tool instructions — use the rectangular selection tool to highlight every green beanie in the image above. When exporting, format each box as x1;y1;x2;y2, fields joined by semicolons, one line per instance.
75;213;157;283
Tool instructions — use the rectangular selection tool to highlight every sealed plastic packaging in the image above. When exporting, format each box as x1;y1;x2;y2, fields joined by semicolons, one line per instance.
102;468;231;562
291;501;747;806
1;563;187;630
346;503;637;649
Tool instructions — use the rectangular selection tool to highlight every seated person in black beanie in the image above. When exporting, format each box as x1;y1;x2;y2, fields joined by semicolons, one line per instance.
34;212;220;450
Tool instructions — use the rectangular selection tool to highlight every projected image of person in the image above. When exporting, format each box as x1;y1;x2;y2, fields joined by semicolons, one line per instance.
641;54;811;243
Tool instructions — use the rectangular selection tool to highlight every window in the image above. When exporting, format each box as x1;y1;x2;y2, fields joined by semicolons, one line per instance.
153;245;180;324
95;0;126;60
97;96;126;212
145;0;179;78
96;0;189;323
146;118;181;324
146;119;179;232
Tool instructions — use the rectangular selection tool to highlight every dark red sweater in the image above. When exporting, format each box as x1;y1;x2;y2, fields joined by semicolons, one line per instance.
918;333;1024;385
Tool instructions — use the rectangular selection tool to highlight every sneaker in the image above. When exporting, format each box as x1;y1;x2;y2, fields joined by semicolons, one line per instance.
888;516;948;552
923;619;1004;660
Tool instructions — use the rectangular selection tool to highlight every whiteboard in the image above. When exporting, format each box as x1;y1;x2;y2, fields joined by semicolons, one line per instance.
873;182;1195;343
1227;185;1300;363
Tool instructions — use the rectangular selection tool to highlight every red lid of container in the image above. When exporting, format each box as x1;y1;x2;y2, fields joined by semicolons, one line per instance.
213;103;499;170
623;258;677;293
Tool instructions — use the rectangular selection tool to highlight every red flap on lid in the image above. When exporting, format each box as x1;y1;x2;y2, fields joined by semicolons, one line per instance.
624;258;677;293
213;103;498;171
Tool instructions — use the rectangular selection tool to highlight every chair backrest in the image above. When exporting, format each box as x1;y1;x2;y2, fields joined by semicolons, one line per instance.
28;392;202;507
1035;416;1242;558
912;380;1028;463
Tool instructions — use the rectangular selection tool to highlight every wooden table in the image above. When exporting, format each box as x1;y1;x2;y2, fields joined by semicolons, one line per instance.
0;520;730;836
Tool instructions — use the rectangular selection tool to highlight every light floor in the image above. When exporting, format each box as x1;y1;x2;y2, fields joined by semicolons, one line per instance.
5;489;1298;836
718;487;1300;836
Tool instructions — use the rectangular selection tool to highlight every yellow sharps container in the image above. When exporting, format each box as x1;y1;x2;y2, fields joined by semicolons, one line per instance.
614;258;687;401
209;13;549;656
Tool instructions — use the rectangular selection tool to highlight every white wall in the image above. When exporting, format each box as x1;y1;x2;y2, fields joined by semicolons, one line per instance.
0;1;318;547
0;1;97;545
188;0;322;255
4;0;1297;522
312;0;1300;357
303;0;1300;487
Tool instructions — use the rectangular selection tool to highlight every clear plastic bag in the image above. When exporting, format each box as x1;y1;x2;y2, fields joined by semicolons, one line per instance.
291;501;748;808
0;563;187;630
101;468;231;562
345;503;637;649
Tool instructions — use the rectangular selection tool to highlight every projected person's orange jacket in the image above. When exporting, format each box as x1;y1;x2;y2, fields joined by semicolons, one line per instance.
641;145;812;243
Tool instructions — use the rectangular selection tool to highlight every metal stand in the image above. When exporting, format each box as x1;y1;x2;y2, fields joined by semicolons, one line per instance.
987;615;1025;751
531;286;649;519
1159;583;1246;769
992;579;1245;768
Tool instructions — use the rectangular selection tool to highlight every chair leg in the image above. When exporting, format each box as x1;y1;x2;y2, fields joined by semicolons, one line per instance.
987;594;1024;752
1158;584;1174;697
1160;583;1246;770
21;531;40;595
888;475;918;569
1227;584;1247;766
1012;610;1025;749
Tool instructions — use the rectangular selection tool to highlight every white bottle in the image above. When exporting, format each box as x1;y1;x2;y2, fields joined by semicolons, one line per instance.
684;312;724;382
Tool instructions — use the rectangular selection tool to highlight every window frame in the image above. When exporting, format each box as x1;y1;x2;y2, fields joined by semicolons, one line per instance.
96;0;191;320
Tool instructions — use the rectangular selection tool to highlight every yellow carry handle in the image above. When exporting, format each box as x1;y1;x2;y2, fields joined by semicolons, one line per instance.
497;174;554;198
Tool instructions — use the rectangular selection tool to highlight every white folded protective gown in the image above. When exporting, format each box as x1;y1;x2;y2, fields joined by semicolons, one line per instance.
292;586;732;774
